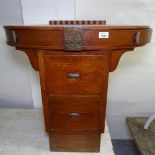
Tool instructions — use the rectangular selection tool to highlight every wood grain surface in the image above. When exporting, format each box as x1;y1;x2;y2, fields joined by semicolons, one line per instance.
50;133;101;152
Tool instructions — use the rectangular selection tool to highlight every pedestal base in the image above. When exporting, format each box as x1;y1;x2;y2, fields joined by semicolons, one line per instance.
50;133;101;152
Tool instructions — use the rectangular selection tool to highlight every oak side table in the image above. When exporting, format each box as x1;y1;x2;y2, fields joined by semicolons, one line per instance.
4;20;152;152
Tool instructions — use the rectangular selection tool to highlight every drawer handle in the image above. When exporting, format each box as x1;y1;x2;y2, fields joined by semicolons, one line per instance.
134;31;141;44
68;112;80;117
67;73;80;78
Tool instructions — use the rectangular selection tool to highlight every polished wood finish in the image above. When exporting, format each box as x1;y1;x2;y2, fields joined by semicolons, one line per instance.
4;22;152;152
50;133;101;152
44;54;109;94
4;25;151;51
49;95;100;132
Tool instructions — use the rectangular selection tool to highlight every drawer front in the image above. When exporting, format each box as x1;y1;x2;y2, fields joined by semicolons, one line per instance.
51;113;99;132
45;54;109;95
49;95;100;131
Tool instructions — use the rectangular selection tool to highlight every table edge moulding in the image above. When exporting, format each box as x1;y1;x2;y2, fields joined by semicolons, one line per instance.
3;20;152;152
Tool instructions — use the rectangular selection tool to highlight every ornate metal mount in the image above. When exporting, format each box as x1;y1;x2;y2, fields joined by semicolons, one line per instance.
64;27;83;51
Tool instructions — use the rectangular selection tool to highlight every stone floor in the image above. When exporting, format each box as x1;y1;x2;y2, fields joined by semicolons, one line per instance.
0;109;114;155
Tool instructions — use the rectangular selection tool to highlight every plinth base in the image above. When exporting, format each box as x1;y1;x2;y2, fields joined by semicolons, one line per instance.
50;133;101;152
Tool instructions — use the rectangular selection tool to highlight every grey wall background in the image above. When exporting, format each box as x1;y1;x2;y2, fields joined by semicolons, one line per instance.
0;0;33;108
76;0;155;139
0;0;23;25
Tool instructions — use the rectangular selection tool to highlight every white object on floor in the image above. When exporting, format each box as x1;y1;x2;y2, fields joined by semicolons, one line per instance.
0;109;115;155
144;113;155;130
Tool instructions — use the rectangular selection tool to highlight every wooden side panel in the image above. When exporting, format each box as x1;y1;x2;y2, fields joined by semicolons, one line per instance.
38;51;50;132
109;49;134;72
16;48;39;71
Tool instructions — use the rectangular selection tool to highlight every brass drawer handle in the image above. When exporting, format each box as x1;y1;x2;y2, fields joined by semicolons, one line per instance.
68;112;80;117
67;73;80;78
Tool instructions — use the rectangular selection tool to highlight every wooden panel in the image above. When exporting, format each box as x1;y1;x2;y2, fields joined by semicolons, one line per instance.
50;113;99;132
48;95;101;132
48;94;100;113
50;133;101;152
18;48;39;71
109;49;134;72
16;29;64;48
83;29;152;50
38;51;109;133
44;54;109;95
4;26;152;50
38;51;50;132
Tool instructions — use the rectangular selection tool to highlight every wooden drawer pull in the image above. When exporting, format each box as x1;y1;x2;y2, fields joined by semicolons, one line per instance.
68;112;80;117
67;73;80;78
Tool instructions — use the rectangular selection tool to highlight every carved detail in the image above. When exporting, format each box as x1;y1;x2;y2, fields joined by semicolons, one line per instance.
110;49;134;72
64;28;83;51
49;20;106;25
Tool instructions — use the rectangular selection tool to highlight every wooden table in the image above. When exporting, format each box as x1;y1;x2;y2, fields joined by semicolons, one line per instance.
4;20;152;152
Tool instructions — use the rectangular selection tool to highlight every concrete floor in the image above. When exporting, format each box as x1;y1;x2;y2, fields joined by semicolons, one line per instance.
0;109;114;155
112;140;140;155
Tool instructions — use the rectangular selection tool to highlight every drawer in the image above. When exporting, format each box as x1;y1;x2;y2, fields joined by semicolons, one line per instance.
44;54;109;95
49;95;100;113
50;113;99;131
48;95;100;131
